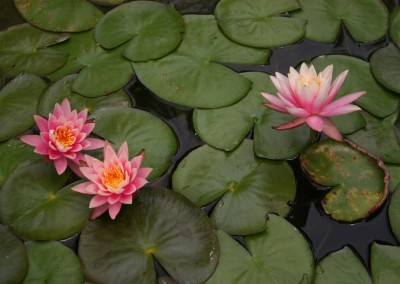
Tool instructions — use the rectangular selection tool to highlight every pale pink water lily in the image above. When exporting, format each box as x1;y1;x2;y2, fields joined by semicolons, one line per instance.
21;99;104;175
71;142;152;220
261;63;366;141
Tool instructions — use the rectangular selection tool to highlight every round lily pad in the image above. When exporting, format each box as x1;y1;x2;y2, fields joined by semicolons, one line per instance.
95;1;184;62
300;139;389;222
206;215;314;283
390;7;400;43
14;0;102;32
215;0;306;48
0;225;28;284
37;74;132;117
0;73;47;142
311;55;399;118
79;187;219;284
314;246;372;284
133;14;269;109
172;139;296;235
293;0;388;43
0;160;91;240
23;241;84;284
389;186;400;241
370;243;400;284
91;107;177;180
0;23;69;78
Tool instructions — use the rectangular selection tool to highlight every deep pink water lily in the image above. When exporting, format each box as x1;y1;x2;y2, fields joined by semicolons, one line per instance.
71;142;152;220
261;63;366;141
20;99;104;174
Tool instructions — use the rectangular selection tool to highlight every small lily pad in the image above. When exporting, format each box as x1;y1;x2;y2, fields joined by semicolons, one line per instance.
173;139;296;235
389;186;400;241
390;7;400;43
0;160;91;240
314;246;372;284
23;241;84;284
0;73;47;142
206;215;314;283
215;0;306;47
370;243;400;284
91;107;177;180
95;1;184;62
300;139;389;222
0;23;69;78
293;0;388;43
79;187;219;284
14;0;102;32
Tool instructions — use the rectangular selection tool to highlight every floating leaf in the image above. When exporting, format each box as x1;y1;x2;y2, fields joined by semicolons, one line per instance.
314;246;372;284
206;215;314;283
133;14;269;108
389;186;400;241
0;225;28;284
95;1;184;62
0;23;69;78
300;139;389;222
293;0;388;43
0;160;91;240
0;73;47;142
91;107;177;180
24;241;84;284
173;139;296;235
387;164;400;190
14;0;102;32
391;6;400;43
0;0;25;30
370;243;400;284
215;0;306;47
79;187;219;284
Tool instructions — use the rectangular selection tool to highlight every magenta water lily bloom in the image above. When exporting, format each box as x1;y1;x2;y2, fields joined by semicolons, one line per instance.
72;142;153;220
20;99;104;174
261;63;366;141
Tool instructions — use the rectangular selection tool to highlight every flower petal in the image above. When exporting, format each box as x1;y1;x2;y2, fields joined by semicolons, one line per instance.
53;157;68;175
108;202;122;220
20;135;43;147
320;104;361;117
287;107;310;118
83;138;105;150
89;195;109;208
306;115;324;131
34;115;49;132
71;181;99;194
321;91;366;114
90;204;109;220
325;70;349;105
321;117;343;141
261;92;288;109
273;117;306;130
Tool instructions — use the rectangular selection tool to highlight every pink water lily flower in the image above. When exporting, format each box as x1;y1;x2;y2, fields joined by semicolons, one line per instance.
72;142;153;220
20;99;104;175
261;63;366;141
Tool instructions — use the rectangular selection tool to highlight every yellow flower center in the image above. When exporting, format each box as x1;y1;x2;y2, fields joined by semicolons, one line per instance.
103;166;125;189
55;126;75;147
299;75;321;88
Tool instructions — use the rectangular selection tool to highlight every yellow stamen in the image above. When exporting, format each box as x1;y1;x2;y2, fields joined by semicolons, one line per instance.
55;126;75;147
103;166;125;189
299;75;321;87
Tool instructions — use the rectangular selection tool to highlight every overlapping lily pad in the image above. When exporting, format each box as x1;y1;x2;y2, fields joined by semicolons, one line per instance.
206;215;314;283
23;241;84;284
0;73;47;142
91;107;177;180
293;0;388;43
14;0;102;32
173;139;296;235
214;0;306;48
389;186;400;241
0;160;91;240
79;187;219;284
370;44;400;93
391;6;400;43
133;14;269;108
0;23;69;78
300;139;389;222
370;243;400;284
95;1;184;62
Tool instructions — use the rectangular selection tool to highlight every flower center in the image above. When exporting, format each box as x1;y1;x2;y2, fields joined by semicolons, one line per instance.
55;126;75;147
103;166;125;189
299;75;321;88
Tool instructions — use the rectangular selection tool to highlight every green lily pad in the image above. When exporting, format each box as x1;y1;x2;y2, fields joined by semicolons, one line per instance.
387;164;400;190
0;160;91;240
215;0;306;48
300;139;389;222
0;225;28;284
314;246;372;284
206;215;314;283
95;1;184;62
91;107;177;180
390;7;400;43
0;0;25;30
0;23;69;78
14;0;102;32
293;0;388;43
370;44;400;94
312;55;399;118
0;73;47;142
37;74;132;117
172;139;296;235
133;14;269;108
23;241;84;284
79;187;219;284
389;186;400;241
47;30;134;97
370;243;400;284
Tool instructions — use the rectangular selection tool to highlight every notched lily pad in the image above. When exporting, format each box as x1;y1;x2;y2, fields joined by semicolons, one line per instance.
370;243;400;284
300;139;389;222
172;139;296;235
